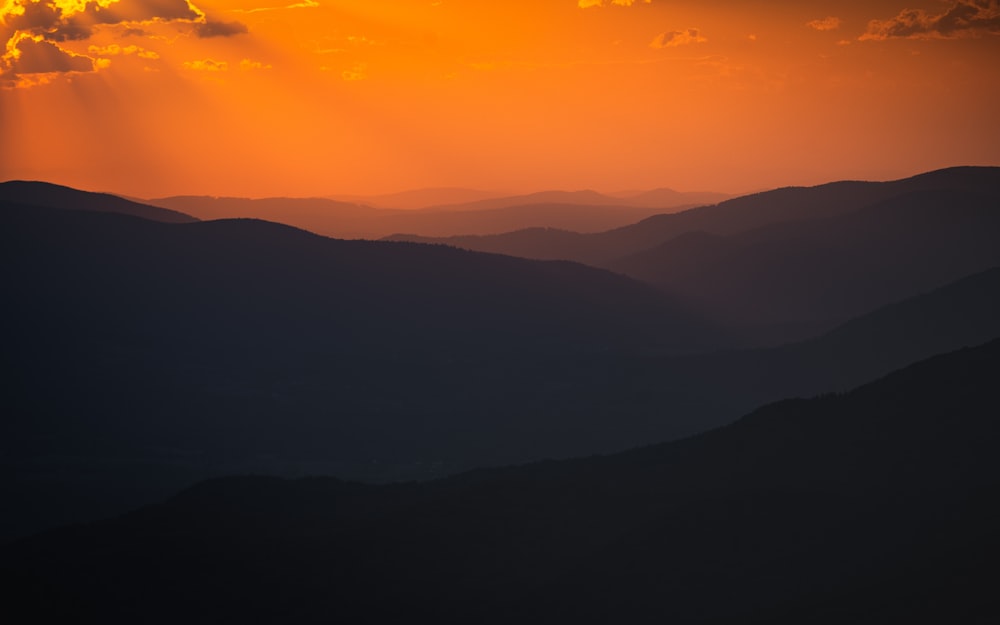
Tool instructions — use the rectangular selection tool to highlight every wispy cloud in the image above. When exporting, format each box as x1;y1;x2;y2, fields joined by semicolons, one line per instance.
578;0;650;8
88;43;159;59
240;58;271;71
807;17;842;32
183;58;228;71
230;0;319;14
650;28;707;49
341;62;366;81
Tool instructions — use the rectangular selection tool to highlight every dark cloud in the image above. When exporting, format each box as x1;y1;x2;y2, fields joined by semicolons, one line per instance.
5;0;62;32
861;0;1000;40
90;0;202;24
8;36;95;74
2;0;205;42
195;20;249;38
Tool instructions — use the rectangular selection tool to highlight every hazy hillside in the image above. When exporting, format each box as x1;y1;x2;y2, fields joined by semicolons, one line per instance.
1;198;721;539
142;195;389;239
146;194;679;238
330;187;501;209
4;186;999;541
0;181;197;223
416;188;719;212
605;188;1000;342
5;339;998;623
387;166;1000;265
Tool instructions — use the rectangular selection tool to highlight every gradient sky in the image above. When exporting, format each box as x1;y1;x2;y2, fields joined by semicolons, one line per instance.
2;0;999;197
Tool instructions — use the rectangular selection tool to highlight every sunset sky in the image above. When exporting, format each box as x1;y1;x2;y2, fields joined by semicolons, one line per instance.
2;0;999;198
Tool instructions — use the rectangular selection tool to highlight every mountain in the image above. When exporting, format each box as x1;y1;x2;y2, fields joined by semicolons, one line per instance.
0;180;197;223
330;187;501;209
5;339;998;623
1;199;722;540
612;187;730;208
418;188;711;212
3;190;998;541
379;201;675;236
386;166;1000;266
142;195;389;239
605;188;1000;342
146;194;675;238
642;266;1000;421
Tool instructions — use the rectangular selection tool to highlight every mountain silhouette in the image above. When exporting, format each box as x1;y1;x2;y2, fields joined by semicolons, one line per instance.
609;186;731;208
146;194;677;238
386;166;1000;267
3;193;998;540
330;186;501;209
1;198;723;539
414;188;719;212
0;180;197;223
141;195;388;238
605;187;1000;342
5;339;998;623
4;176;1000;546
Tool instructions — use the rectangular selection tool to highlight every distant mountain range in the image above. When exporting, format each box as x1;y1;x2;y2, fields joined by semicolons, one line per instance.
332;187;729;211
3;171;999;623
388;166;1000;263
390;166;1000;343
409;188;730;212
5;339;998;623
330;186;501;209
143;187;720;238
3;178;999;542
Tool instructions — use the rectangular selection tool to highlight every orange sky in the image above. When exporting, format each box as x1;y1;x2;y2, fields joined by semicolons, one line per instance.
2;0;999;197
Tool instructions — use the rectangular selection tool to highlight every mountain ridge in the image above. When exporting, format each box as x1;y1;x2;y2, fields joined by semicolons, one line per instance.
385;165;1000;265
5;338;998;623
0;180;198;223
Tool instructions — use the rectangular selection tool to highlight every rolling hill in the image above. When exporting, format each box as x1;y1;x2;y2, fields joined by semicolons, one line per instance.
0;181;197;223
145;194;683;239
5;339;998;623
386;166;1000;266
4;193;999;541
605;187;1000;342
0;195;720;539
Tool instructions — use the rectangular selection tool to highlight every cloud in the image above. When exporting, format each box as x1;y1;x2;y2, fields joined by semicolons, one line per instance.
578;0;650;8
5;33;96;73
1;0;205;42
860;0;1000;40
230;0;318;14
650;28;708;48
88;43;159;58
195;20;248;38
183;58;227;71
807;17;841;31
341;62;366;81
239;58;270;70
92;0;203;23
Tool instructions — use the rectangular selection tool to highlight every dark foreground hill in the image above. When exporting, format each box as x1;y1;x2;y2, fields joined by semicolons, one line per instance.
0;181;197;223
5;339;999;624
